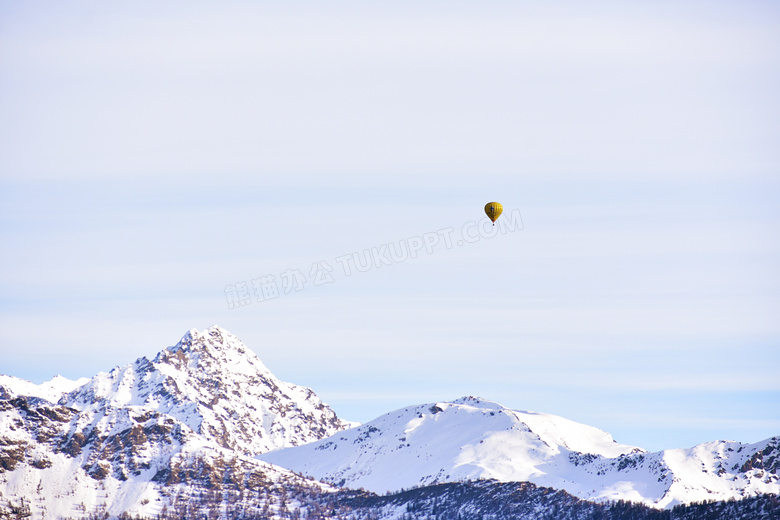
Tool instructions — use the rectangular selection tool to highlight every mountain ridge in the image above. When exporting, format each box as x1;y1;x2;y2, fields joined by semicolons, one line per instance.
260;395;780;508
1;325;778;518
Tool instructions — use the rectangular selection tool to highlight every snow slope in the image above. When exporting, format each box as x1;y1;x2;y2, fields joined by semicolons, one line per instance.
260;396;780;508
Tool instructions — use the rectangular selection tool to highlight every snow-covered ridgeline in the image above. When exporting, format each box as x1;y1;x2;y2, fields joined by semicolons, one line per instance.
0;374;89;404
260;396;780;508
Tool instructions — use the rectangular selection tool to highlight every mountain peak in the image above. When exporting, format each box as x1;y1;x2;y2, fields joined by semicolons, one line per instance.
174;325;241;352
451;396;504;409
163;326;254;364
63;326;353;455
152;325;278;386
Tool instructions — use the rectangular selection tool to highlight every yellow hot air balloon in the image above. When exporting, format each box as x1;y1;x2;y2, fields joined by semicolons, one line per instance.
484;202;503;225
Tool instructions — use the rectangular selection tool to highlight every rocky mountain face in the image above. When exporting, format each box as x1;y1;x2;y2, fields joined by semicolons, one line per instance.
1;325;778;519
0;326;351;518
61;326;353;456
260;396;780;509
0;391;339;518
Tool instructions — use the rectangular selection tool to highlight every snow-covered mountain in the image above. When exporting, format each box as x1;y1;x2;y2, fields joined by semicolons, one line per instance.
61;326;354;455
260;396;780;508
1;326;778;518
0;326;353;518
0;392;334;518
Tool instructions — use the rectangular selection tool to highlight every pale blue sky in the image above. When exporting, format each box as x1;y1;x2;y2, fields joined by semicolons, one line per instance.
1;0;778;452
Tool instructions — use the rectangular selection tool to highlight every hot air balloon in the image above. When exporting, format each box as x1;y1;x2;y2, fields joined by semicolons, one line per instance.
484;202;503;226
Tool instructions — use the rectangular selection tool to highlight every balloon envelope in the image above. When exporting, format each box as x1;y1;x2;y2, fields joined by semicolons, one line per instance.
484;202;503;223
